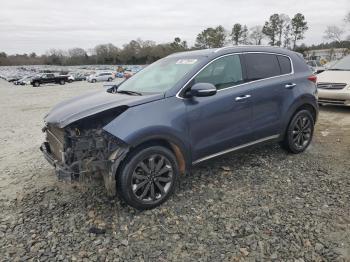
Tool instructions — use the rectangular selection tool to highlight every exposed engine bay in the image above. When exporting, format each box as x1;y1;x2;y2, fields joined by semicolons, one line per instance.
41;108;129;196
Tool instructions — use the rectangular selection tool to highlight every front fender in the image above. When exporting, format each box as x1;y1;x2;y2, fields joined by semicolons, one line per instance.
103;97;192;165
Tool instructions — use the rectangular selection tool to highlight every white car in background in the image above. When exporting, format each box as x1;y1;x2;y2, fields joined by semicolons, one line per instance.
87;72;114;83
317;55;350;106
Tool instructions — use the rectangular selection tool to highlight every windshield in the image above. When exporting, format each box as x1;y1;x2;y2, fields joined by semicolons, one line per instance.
329;55;350;71
117;56;203;94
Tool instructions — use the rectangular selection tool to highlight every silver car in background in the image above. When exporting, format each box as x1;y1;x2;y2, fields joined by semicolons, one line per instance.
87;72;114;83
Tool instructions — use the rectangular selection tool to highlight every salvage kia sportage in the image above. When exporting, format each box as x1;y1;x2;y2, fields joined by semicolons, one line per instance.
41;46;318;210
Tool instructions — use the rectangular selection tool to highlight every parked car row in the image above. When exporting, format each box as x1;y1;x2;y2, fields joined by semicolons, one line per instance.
84;70;137;83
0;64;145;87
8;71;124;87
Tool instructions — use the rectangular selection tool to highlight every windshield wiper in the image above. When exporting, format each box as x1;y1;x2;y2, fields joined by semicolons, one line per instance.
117;90;142;96
328;68;349;71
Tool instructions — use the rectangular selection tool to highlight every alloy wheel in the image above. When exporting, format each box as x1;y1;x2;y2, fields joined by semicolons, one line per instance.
291;115;312;150
131;154;173;203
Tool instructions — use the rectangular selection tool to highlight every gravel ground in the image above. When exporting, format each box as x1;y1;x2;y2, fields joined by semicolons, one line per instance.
0;79;349;261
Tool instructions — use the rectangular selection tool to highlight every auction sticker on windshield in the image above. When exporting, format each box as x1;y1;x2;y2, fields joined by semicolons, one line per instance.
176;59;198;65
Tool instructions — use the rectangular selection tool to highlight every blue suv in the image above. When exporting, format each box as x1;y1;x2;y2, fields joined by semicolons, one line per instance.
41;46;318;210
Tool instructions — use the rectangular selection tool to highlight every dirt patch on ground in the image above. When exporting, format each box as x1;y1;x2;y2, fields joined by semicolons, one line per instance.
0;79;349;261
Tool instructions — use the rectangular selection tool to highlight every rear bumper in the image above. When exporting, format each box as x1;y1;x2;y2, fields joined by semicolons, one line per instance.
318;89;350;106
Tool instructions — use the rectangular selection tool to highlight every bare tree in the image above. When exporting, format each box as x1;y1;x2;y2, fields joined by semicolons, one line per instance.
68;48;88;65
283;24;292;48
249;26;264;45
277;14;291;47
45;49;65;65
324;25;344;42
240;25;250;44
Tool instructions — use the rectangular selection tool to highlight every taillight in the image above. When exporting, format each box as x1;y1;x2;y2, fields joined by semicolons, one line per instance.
308;75;317;83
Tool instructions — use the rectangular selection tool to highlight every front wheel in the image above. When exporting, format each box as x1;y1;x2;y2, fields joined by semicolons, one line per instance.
281;110;314;154
33;82;40;87
59;79;65;85
117;145;179;210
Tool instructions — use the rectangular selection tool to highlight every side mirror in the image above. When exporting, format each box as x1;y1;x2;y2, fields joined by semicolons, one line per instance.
190;83;217;97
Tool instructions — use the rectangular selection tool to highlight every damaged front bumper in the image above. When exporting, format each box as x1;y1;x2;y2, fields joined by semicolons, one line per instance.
40;141;81;181
40;127;129;197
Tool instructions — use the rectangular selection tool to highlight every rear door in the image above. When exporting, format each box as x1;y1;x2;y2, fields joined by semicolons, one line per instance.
102;73;110;81
101;73;108;81
97;73;104;81
184;54;254;162
241;53;293;140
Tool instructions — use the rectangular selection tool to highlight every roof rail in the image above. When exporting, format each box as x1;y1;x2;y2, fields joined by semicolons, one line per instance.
214;45;280;53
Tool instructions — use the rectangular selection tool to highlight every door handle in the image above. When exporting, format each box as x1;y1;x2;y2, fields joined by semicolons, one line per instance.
235;95;251;101
285;83;296;89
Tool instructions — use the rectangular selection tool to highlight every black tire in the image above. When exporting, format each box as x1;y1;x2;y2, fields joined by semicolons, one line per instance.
281;109;314;154
68;80;73;83
92;79;97;83
117;145;179;210
33;82;40;87
59;80;65;85
107;78;113;82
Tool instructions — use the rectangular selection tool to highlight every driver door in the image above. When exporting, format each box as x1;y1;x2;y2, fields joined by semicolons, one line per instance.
45;74;54;83
184;54;254;162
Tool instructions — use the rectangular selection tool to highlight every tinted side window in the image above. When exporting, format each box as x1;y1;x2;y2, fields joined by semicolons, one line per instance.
244;53;280;81
193;55;243;90
277;55;292;74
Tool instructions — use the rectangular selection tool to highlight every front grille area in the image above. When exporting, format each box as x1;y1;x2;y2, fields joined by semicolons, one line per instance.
46;125;66;163
318;98;346;105
317;82;347;90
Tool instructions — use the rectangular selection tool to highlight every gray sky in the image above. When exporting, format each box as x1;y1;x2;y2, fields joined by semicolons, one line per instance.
0;0;349;54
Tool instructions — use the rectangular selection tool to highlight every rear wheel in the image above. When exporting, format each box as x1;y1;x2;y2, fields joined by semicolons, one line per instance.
33;82;40;87
92;79;97;83
107;78;113;82
117;145;178;210
59;79;65;85
281;109;314;153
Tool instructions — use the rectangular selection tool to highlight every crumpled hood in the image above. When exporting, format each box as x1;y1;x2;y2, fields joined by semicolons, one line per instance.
45;89;164;128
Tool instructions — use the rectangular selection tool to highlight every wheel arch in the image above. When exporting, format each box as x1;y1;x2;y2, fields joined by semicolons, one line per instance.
124;135;190;175
282;97;318;139
294;103;317;123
